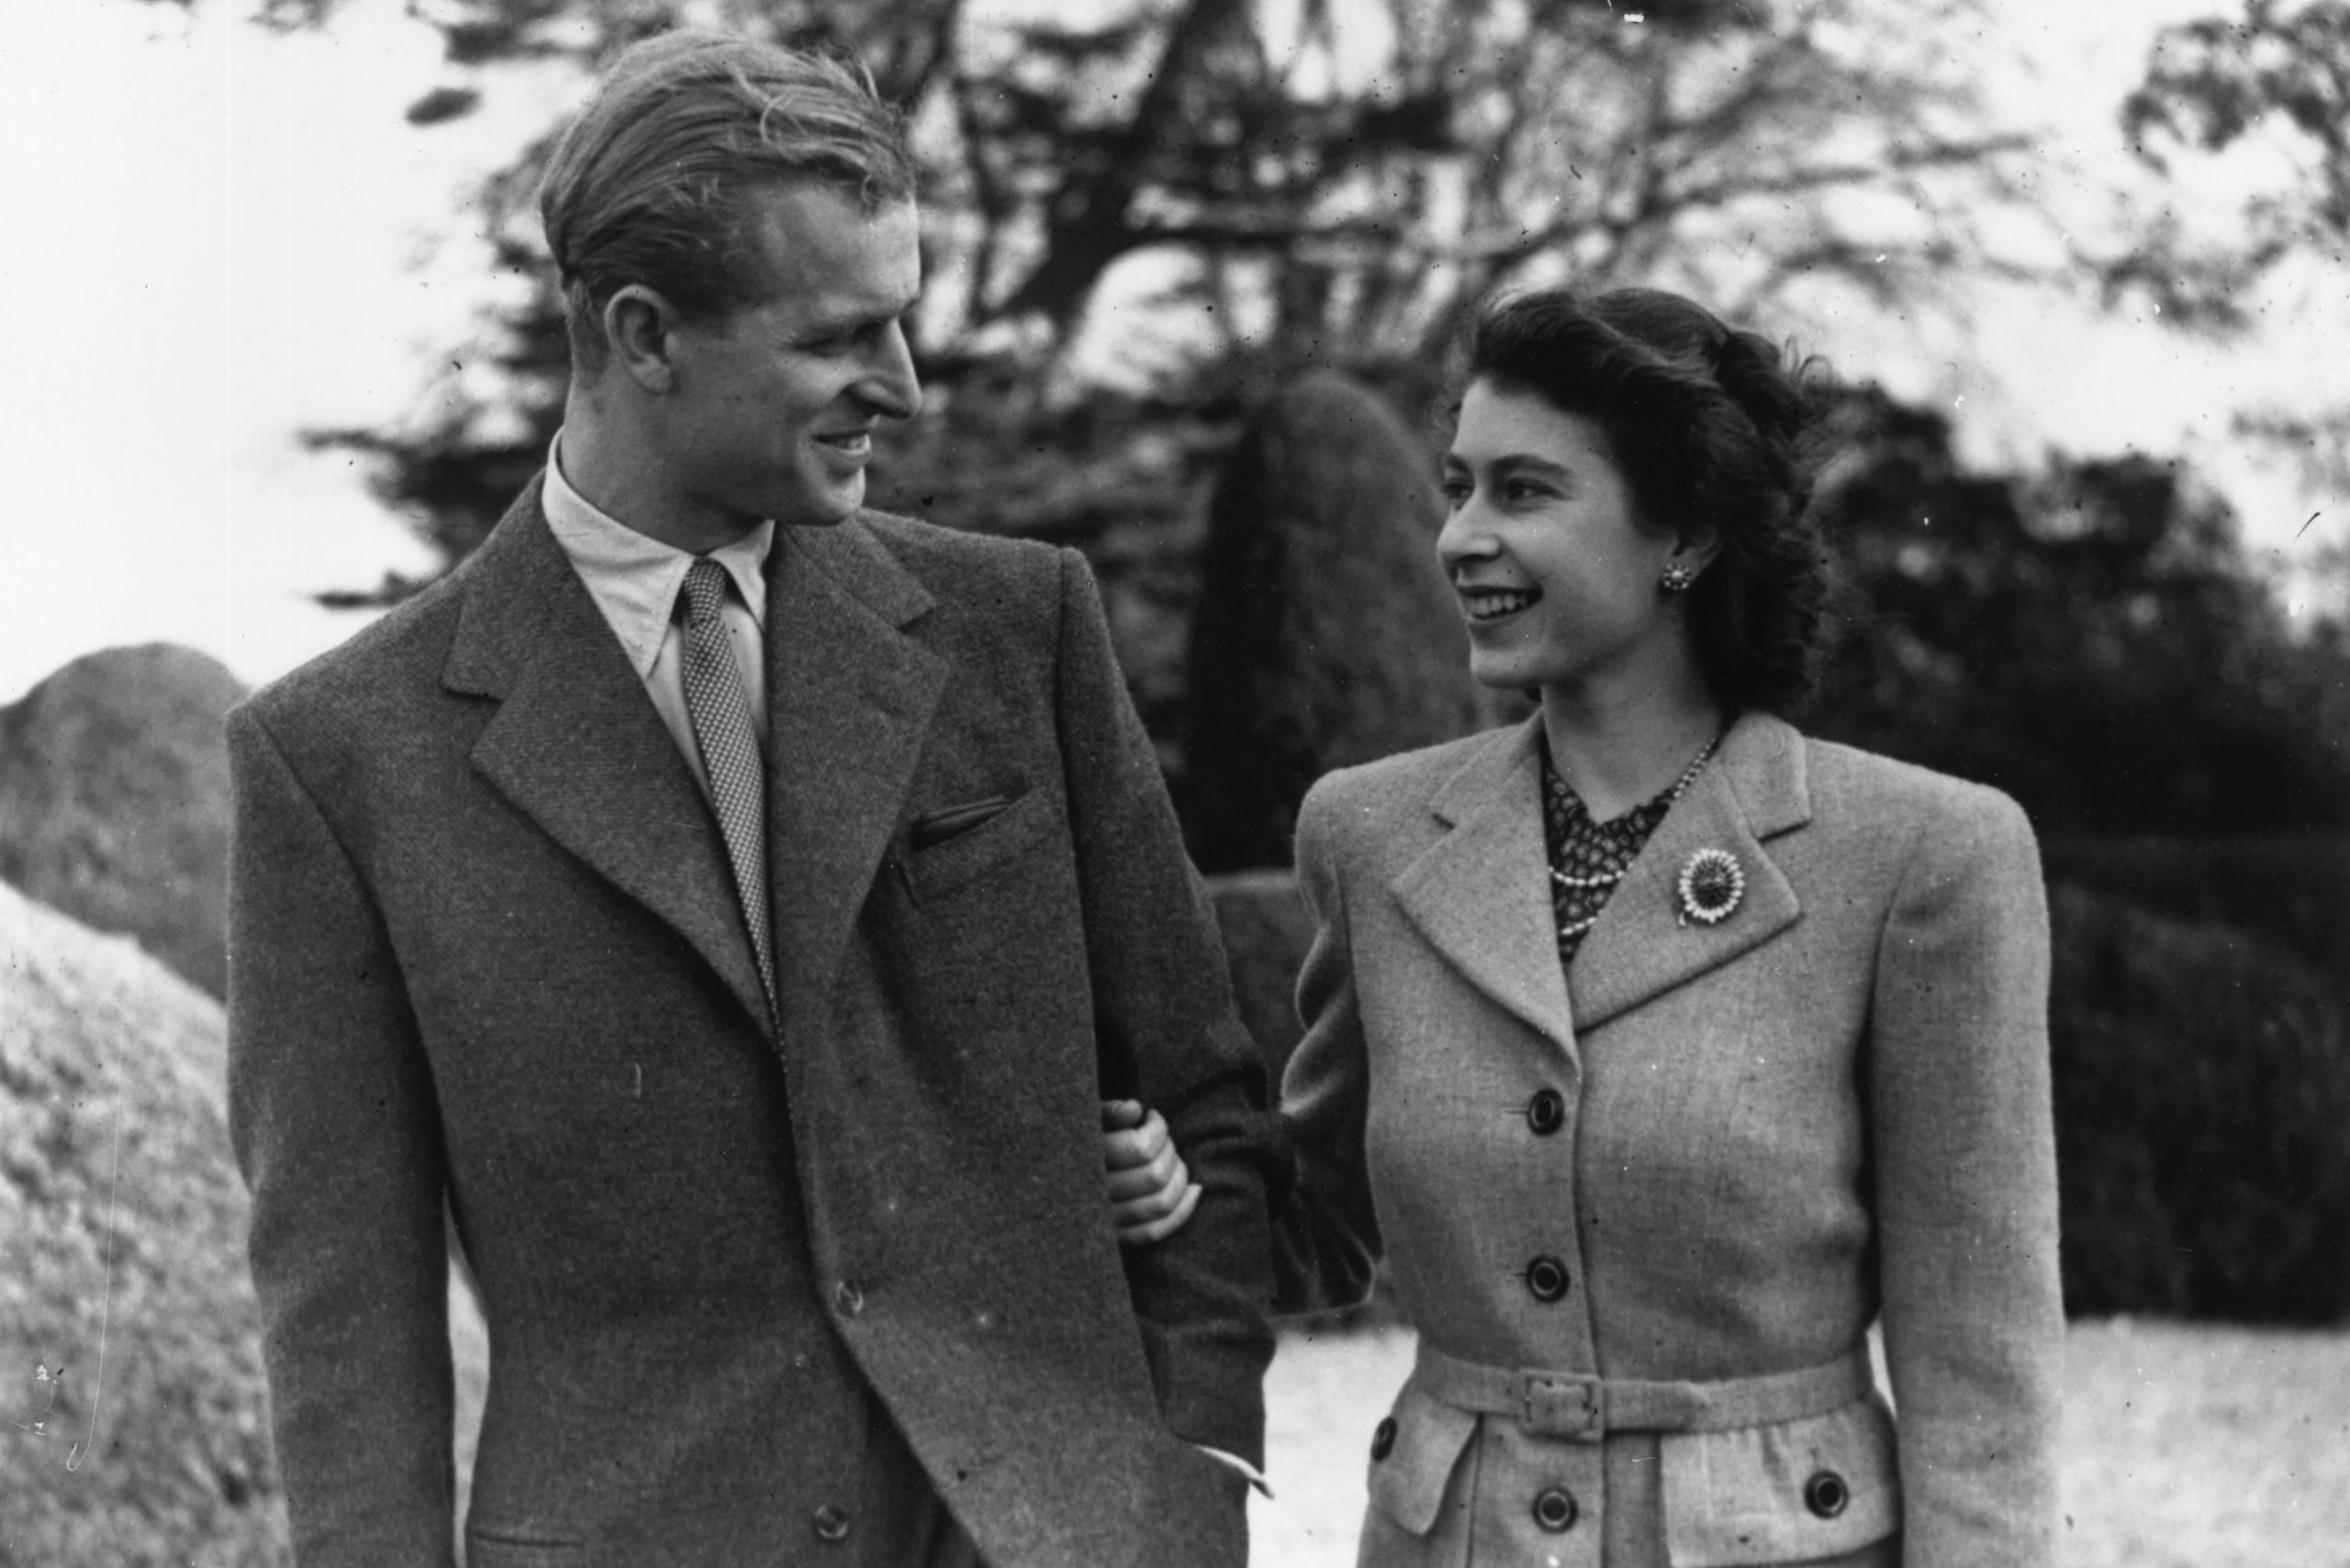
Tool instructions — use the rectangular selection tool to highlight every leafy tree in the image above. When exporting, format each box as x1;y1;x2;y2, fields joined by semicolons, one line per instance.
2115;0;2350;324
1807;385;2350;834
243;0;2071;607
2113;0;2350;505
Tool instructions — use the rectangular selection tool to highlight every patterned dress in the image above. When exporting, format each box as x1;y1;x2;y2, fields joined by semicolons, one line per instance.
1539;743;1692;966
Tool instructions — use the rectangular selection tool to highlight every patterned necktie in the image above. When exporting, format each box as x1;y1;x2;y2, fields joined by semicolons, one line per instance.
679;558;776;1016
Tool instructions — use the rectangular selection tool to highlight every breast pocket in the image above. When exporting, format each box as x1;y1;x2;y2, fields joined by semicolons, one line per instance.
463;1524;581;1567
900;788;1054;902
1661;1394;1901;1566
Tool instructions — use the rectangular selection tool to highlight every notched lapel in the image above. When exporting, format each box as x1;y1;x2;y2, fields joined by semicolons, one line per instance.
765;519;946;1027
447;493;775;1035
1568;712;1811;1035
1392;721;1577;1057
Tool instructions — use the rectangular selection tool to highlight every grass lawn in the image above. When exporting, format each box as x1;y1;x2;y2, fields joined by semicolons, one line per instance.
1246;1318;2350;1568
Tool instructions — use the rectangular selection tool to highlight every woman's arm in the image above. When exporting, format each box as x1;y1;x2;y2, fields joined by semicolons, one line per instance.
1103;1099;1202;1244
1264;778;1384;1316
1868;784;2065;1567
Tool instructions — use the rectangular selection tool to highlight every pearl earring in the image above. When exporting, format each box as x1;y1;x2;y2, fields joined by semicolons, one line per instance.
1660;560;1697;593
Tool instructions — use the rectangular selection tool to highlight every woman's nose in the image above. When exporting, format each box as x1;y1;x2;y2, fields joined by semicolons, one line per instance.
1436;495;1497;567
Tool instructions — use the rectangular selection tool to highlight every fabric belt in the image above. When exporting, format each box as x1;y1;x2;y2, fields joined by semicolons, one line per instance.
1410;1341;1874;1442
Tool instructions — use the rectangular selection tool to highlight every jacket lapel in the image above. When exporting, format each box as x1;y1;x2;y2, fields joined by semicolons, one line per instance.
444;482;774;1034
764;517;946;1031
1392;718;1578;1057
1567;711;1810;1035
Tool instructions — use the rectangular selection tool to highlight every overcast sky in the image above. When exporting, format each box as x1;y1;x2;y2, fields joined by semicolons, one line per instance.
1;0;2341;704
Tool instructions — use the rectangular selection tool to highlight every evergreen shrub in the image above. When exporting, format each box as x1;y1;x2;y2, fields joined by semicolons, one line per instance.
1;885;285;1564
1207;869;1314;1092
0;645;246;1000
2049;882;2350;1322
1179;371;1493;872
2042;833;2350;981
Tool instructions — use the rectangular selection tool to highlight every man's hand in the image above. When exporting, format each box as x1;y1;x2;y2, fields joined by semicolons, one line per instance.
1101;1100;1201;1245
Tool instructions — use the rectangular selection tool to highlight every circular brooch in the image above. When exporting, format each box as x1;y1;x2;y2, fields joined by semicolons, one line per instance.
1675;847;1746;926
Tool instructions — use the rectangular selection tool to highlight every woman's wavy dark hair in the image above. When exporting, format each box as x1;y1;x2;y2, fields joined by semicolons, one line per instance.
1449;286;1835;715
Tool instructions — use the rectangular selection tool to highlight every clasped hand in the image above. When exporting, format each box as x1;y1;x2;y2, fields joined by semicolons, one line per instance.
1100;1100;1198;1245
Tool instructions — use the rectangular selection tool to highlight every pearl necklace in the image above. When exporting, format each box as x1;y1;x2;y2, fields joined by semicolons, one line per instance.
1550;729;1726;939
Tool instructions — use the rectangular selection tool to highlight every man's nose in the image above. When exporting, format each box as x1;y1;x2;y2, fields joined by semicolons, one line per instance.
856;321;922;420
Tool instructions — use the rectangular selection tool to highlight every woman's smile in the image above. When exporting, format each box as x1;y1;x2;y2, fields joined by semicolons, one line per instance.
1458;584;1542;622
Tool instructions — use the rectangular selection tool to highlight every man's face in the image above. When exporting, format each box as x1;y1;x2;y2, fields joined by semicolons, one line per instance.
653;182;922;534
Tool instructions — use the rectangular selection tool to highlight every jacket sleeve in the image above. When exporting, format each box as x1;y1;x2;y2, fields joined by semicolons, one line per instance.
1867;785;2064;1568
1050;549;1277;1468
226;703;457;1566
1267;776;1385;1316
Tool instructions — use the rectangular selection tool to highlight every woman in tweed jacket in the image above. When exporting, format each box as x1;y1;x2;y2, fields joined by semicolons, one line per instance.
1113;286;2063;1566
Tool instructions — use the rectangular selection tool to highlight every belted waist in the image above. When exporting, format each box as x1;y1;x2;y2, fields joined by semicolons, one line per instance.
1408;1341;1874;1442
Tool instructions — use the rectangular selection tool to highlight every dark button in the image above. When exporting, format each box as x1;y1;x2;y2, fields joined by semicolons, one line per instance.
834;1279;864;1318
1804;1470;1850;1519
1525;1255;1571;1303
1370;1416;1397;1462
811;1503;853;1542
1531;1486;1579;1533
1527;1088;1566;1136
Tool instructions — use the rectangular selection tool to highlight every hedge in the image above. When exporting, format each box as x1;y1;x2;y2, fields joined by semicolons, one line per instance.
2048;882;2350;1322
2040;833;2350;982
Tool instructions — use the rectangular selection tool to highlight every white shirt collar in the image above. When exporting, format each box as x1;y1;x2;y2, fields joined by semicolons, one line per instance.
541;431;774;678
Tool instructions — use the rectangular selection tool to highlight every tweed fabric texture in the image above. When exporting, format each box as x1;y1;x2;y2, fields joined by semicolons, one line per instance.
1271;711;2062;1568
678;557;776;1010
227;482;1273;1568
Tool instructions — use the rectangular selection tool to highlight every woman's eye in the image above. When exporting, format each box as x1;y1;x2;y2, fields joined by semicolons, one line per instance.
1502;479;1547;504
1439;480;1472;508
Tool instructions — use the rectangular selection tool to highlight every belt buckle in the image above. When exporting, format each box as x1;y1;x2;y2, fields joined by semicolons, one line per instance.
1521;1372;1604;1440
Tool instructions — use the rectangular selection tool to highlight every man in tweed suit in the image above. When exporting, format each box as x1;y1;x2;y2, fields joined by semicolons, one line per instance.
226;30;1273;1568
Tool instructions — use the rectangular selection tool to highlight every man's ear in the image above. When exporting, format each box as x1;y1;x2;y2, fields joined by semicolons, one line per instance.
601;285;680;395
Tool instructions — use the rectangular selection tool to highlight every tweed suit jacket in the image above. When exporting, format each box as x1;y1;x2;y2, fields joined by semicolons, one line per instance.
1273;711;2062;1568
226;481;1275;1568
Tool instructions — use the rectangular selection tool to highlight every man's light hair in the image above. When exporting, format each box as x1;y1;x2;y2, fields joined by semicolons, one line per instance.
539;28;916;372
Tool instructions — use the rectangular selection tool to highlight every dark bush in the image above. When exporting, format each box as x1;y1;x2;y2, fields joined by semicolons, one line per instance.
1206;869;1315;1092
1808;391;2350;836
2042;833;2350;982
1205;868;1407;1328
2049;882;2350;1322
1178;371;1494;872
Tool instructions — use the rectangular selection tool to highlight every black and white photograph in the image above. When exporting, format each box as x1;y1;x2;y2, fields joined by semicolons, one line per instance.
4;1;2346;1564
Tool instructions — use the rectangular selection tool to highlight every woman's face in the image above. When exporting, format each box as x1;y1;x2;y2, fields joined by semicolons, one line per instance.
1438;377;1708;700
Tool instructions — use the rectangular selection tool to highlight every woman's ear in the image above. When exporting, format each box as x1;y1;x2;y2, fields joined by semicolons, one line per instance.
1670;522;1724;578
601;284;680;395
